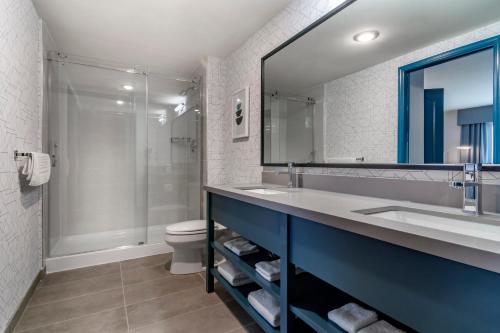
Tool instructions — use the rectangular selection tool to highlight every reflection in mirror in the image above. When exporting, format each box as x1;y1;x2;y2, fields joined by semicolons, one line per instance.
407;50;493;164
262;0;500;165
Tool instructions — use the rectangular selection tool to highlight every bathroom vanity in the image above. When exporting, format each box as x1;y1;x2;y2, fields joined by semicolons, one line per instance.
205;185;500;333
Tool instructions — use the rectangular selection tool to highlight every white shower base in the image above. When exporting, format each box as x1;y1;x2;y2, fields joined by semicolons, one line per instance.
46;224;172;273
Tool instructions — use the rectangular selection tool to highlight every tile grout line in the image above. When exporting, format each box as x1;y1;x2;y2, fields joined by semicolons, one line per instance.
13;306;126;333
120;262;130;333
120;270;178;288
36;271;121;290
124;283;206;307
22;286;125;310
128;299;237;331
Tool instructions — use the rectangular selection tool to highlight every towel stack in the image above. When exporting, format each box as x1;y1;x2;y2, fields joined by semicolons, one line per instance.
358;320;406;333
224;238;259;256
248;289;280;327
328;303;378;333
255;259;280;281
254;259;303;282
217;261;252;287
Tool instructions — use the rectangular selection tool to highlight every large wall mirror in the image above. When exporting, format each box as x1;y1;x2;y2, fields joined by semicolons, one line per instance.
261;0;500;168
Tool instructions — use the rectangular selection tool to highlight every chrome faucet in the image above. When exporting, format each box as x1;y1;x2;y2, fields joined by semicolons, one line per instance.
275;162;297;188
449;163;482;215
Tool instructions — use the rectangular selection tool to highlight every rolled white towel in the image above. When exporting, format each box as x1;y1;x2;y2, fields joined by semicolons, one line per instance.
217;261;252;287
358;320;406;333
224;238;259;256
22;153;51;186
248;289;280;327
328;303;378;333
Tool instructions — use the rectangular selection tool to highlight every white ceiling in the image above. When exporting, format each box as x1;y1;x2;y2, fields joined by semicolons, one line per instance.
265;0;500;93
34;0;290;77
425;49;493;112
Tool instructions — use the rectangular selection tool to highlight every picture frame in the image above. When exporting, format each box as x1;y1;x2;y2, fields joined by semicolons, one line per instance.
231;86;249;139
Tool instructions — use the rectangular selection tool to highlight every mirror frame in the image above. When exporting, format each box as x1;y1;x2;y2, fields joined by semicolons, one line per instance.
397;35;500;164
260;0;500;171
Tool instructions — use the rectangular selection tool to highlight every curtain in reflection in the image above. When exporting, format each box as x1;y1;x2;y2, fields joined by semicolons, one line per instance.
460;122;493;163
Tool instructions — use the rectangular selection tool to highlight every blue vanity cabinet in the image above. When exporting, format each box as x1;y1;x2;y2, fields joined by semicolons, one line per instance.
289;216;500;333
206;191;500;333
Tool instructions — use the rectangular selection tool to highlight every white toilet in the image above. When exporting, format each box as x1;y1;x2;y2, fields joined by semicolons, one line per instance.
165;220;223;274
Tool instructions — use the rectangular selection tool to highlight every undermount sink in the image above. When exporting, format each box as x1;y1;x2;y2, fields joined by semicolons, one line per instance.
243;188;287;195
355;206;500;240
233;186;287;195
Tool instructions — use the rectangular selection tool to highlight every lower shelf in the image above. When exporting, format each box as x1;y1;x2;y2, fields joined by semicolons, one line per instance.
290;273;416;333
212;268;316;333
211;268;280;333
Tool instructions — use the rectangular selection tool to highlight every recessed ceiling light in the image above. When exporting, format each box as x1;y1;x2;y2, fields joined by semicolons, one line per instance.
175;103;185;113
116;100;124;105
353;30;380;43
122;84;134;91
125;68;137;74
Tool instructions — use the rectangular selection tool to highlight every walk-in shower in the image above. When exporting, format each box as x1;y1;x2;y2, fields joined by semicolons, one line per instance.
44;53;202;267
263;91;317;163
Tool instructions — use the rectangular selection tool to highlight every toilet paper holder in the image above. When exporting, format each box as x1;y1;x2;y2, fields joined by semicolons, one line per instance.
14;150;32;160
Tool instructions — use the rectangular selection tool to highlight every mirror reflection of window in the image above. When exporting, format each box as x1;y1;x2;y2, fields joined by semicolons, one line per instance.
408;49;493;164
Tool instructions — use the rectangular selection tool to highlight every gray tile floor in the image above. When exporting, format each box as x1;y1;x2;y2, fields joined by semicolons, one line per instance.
14;254;263;333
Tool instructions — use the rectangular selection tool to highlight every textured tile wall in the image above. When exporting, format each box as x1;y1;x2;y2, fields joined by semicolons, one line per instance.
213;0;347;184
323;21;500;163
205;56;227;185
211;0;500;185
0;0;42;331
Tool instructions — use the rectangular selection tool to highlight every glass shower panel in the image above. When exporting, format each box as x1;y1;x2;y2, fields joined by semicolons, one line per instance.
147;76;201;244
47;61;148;256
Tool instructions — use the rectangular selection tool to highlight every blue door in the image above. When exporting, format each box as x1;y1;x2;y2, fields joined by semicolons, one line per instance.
424;88;444;163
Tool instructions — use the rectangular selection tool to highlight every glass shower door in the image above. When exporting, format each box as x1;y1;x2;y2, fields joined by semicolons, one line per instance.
146;75;202;244
47;60;148;257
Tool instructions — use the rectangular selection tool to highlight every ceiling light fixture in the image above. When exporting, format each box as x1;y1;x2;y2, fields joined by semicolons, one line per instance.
122;84;134;91
116;100;124;105
125;68;137;74
353;30;380;43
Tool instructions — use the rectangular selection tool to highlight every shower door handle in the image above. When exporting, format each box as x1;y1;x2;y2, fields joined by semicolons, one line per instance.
50;142;58;167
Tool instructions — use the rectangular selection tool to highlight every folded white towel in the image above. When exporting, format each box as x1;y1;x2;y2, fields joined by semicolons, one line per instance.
358;320;405;333
224;238;259;256
217;261;252;287
328;303;378;333
22;153;51;186
255;260;304;282
256;267;280;282
248;289;280;327
255;259;280;275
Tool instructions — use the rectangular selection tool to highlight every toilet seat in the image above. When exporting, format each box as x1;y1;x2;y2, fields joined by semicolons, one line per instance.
165;220;223;235
166;220;206;235
164;220;225;274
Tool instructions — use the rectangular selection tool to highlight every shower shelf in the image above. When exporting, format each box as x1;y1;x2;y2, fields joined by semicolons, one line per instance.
170;137;192;143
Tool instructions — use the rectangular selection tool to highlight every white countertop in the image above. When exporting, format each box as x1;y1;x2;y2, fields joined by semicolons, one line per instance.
205;183;500;274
